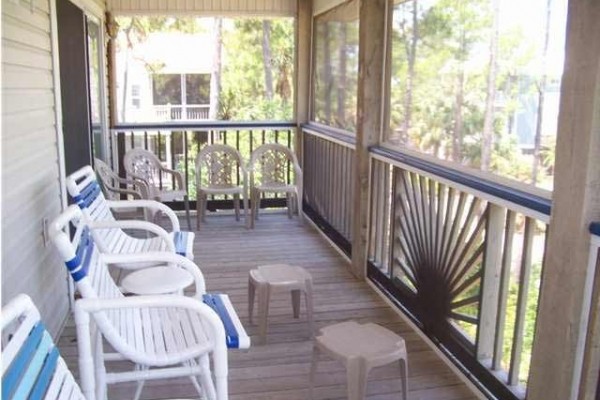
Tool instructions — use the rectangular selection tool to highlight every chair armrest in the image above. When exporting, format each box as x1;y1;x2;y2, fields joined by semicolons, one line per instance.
101;251;205;298
161;167;186;192
105;200;181;231
73;295;226;367
88;220;176;253
106;186;143;200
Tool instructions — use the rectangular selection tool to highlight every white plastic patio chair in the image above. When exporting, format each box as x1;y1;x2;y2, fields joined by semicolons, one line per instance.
94;158;147;201
2;294;86;400
247;143;303;228
66;166;194;268
49;205;228;400
123;148;192;230
195;144;248;229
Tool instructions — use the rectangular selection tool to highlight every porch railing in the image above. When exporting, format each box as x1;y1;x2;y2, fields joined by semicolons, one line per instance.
302;124;553;399
109;121;296;210
303;127;356;255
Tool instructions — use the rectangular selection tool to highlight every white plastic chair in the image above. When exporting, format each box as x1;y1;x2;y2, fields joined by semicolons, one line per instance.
66;166;194;268
49;206;228;400
195;144;248;229
123;148;192;230
1;294;86;400
94;158;147;201
247;144;303;228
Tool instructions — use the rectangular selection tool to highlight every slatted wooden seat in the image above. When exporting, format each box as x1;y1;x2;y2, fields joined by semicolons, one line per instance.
66;165;194;268
2;294;86;400
48;205;229;400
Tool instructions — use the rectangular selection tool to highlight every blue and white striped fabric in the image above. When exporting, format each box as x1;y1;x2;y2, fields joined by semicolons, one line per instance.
2;295;85;400
66;165;195;260
203;294;250;349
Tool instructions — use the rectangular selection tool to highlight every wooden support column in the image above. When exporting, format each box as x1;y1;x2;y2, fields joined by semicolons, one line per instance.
295;0;312;167
351;0;387;279
527;0;600;399
105;12;118;129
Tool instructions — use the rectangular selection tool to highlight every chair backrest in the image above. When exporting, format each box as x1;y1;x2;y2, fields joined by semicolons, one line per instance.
249;143;300;186
122;148;163;188
50;205;123;303
94;158;143;201
66;165;116;223
196;144;245;189
1;294;86;400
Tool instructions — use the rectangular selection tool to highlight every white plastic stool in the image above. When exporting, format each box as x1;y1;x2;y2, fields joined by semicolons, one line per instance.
310;321;408;400
120;266;194;295
248;264;314;344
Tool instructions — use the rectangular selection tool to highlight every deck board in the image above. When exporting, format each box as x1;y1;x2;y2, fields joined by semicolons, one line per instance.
58;213;480;400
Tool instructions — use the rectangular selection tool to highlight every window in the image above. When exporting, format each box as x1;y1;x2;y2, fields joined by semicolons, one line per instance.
131;84;141;108
312;0;359;133
152;74;182;105
386;0;567;190
185;74;211;105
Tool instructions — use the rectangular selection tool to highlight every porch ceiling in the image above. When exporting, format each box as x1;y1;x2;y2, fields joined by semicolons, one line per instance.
107;0;297;17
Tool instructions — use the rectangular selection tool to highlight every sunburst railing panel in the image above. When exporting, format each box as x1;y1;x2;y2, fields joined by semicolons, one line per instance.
368;149;550;399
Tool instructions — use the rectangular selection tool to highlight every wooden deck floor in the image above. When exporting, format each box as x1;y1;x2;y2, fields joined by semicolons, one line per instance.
58;213;480;400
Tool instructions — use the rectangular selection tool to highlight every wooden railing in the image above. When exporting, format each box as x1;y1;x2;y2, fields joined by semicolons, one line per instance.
302;126;356;255
302;124;555;399
109;121;296;210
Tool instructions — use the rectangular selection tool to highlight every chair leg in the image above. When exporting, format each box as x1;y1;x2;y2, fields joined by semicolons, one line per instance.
309;344;320;400
132;365;147;400
305;280;315;338
242;192;249;229
291;289;301;318
234;194;241;221
196;193;203;230
248;277;256;324
254;190;260;221
400;357;409;400
286;193;293;219
184;194;192;230
258;284;270;344
199;355;217;400
347;358;369;400
296;192;303;223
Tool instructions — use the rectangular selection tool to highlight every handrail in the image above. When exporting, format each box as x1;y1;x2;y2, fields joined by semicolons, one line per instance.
112;121;296;131
370;145;552;220
302;123;356;148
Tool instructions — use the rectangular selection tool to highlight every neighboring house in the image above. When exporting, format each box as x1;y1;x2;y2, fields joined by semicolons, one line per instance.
116;32;214;123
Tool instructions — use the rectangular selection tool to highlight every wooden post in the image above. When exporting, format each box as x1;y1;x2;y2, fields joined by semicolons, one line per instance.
351;0;387;279
476;204;506;364
527;0;600;398
295;0;312;167
105;12;118;129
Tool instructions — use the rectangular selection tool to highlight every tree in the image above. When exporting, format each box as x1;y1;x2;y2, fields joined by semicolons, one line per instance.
480;0;500;172
209;18;223;120
531;0;553;183
262;20;274;101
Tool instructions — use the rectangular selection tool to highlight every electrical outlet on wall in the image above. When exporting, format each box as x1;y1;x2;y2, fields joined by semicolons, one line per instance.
41;218;49;247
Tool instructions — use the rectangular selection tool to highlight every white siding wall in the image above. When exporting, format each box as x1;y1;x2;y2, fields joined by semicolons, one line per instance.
2;0;69;338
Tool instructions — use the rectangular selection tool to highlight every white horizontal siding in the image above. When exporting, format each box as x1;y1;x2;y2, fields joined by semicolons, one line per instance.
107;0;297;16
1;0;69;339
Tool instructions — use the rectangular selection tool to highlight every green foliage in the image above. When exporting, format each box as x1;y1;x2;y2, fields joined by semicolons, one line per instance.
387;0;561;188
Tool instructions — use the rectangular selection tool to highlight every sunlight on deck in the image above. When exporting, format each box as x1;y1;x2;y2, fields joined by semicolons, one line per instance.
58;213;479;400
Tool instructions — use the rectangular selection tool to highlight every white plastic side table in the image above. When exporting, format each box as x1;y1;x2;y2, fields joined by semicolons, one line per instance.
120;266;194;295
310;321;408;400
248;264;314;344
